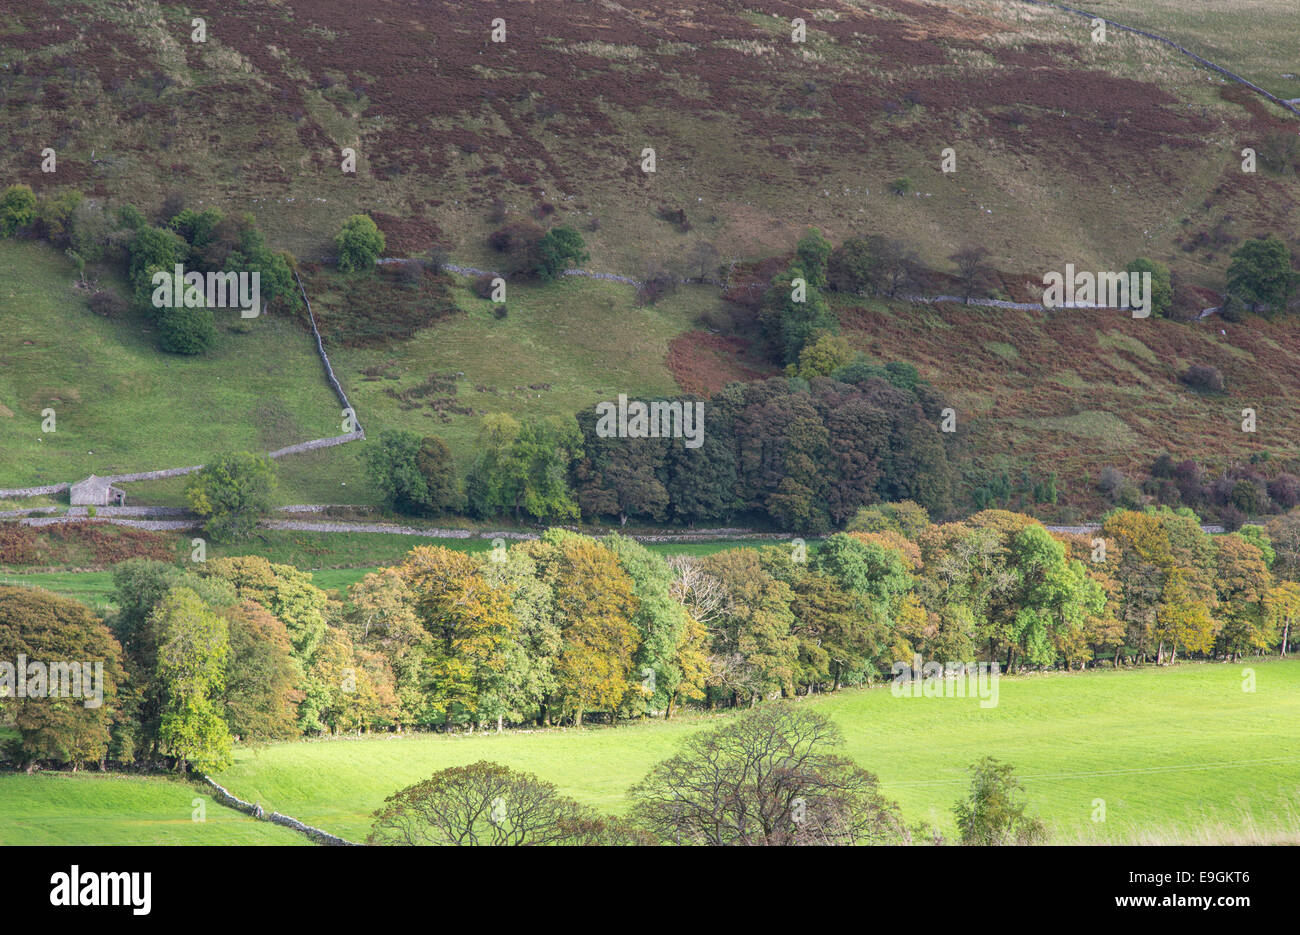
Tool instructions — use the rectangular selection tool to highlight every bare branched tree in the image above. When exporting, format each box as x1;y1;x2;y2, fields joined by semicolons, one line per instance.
369;761;647;845
685;239;721;283
949;245;993;303
874;236;919;298
629;706;905;845
666;555;729;626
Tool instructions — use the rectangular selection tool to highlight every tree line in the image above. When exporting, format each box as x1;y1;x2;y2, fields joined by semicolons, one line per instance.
366;367;957;534
3;502;1297;773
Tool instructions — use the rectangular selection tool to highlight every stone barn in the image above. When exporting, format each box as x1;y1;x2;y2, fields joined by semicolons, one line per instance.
69;475;125;507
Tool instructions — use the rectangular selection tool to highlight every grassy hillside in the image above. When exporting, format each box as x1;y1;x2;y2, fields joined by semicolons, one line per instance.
199;660;1300;844
1;0;1294;280
0;772;305;845
8;234;1300;518
2;0;1298;516
1091;0;1300;100
835;293;1300;516
0;239;340;488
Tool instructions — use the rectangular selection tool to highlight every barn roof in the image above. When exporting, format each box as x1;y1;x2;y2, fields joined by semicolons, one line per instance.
70;474;114;493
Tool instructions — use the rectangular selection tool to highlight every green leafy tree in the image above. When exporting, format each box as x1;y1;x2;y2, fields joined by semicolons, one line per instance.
1004;524;1106;670
536;226;588;281
220;600;299;741
1238;525;1275;568
415;436;462;513
793;331;855;379
399;546;517;729
151;587;232;773
68;198;113;264
127;225;186;296
629;706;904;845
35;188;84;245
1126;257;1173;318
370;761;646;845
795;227;832;288
0;586;127;770
467;414;582;522
107;560;237;757
335;213;386;273
185;451;278;541
365;430;461;516
1226;235;1294;314
203;556;329;666
521;532;640;726
827;236;879;294
698;549;798;705
168;207;224;263
0;183;37;236
477;548;561;728
602;534;697;718
846;500;931;539
760;264;838;364
952;757;1046;845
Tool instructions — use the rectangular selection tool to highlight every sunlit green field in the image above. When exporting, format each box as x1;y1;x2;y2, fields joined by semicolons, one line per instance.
204;660;1300;844
3;660;1295;845
0;772;304;845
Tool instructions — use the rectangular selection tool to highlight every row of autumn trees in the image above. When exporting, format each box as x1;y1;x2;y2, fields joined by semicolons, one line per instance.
5;502;1299;773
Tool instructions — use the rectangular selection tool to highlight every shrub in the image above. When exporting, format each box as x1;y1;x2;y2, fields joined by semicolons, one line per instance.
1181;364;1224;393
89;290;128;318
473;272;497;299
158;306;217;354
827;236;877;293
636;264;678;306
0;523;38;564
1259;129;1300;175
487;219;545;277
0;183;37;236
426;245;451;273
1269;474;1300;510
535;226;588;281
1097;466;1125;497
889;176;912;196
1217;293;1245;323
335;214;386;273
656;204;690;232
952;758;1045;845
1168;280;1207;322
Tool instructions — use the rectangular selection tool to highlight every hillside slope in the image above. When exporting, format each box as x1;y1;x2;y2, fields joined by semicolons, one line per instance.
1;0;1295;280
